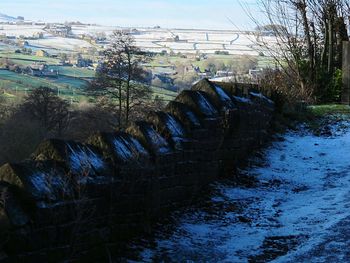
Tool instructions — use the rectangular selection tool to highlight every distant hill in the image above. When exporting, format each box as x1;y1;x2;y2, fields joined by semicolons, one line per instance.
0;13;18;23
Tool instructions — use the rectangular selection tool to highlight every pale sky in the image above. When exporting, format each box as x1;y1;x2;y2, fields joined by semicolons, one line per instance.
0;0;261;29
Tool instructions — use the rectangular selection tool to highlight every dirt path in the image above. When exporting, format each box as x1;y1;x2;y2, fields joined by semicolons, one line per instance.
128;120;350;263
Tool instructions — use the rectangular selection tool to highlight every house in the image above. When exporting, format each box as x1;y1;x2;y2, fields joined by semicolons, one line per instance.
215;70;235;78
34;22;46;26
36;50;49;57
33;32;44;39
26;63;58;77
26;63;47;76
74;57;93;68
130;29;141;35
198;72;212;78
153;73;174;86
166;35;188;43
249;69;263;80
45;24;72;37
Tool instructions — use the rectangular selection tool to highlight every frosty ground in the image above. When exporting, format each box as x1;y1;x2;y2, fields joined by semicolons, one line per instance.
127;118;350;262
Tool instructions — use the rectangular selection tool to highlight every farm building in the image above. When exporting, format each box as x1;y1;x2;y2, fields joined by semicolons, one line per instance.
249;69;263;80
45;24;72;37
215;70;235;78
36;49;49;57
26;63;58;77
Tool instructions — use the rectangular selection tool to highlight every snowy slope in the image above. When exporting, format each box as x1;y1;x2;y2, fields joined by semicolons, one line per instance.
129;120;350;262
0;13;18;23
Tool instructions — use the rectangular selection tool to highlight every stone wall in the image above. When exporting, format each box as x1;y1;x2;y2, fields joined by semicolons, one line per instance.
0;79;274;262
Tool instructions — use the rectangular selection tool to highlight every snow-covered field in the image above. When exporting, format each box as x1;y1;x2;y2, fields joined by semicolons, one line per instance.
29;37;94;51
129;119;350;262
131;29;264;54
0;24;45;37
0;23;275;55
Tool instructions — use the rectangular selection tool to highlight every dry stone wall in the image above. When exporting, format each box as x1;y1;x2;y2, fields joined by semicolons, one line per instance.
0;79;274;262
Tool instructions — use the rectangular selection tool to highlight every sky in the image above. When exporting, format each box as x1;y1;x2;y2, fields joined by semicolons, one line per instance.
0;0;262;30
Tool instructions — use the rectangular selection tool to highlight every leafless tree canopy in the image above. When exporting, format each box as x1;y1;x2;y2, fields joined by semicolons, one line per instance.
21;87;70;136
248;0;350;103
89;31;152;127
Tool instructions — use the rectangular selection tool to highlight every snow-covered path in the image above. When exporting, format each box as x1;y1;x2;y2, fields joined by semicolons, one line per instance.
131;120;350;263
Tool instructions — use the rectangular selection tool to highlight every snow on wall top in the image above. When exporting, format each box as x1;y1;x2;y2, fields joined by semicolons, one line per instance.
214;85;231;102
195;92;218;117
249;91;274;105
214;84;235;108
67;144;105;175
112;135;149;162
129;137;149;155
145;126;171;154
185;110;201;127
2;162;73;202
164;113;185;138
233;95;252;105
28;170;71;201
113;137;133;161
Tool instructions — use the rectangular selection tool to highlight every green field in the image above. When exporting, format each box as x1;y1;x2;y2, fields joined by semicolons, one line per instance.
0;51;178;102
149;54;275;72
0;69;177;103
0;52;92;101
55;66;95;78
0;53;96;78
151;86;177;101
0;52;61;66
0;70;88;99
308;104;350;116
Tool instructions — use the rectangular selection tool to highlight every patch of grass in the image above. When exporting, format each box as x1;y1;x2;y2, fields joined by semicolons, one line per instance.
308;104;350;117
0;68;177;104
0;52;61;66
0;69;88;102
271;104;350;133
151;86;177;101
274;104;350;135
55;66;95;78
3;92;16;98
304;105;350;134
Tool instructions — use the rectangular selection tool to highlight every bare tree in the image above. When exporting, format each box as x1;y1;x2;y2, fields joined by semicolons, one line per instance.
0;93;10;123
244;0;350;102
90;31;152;128
21;87;70;136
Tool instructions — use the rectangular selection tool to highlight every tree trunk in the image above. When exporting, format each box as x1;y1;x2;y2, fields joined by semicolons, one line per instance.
297;0;315;82
321;17;329;68
125;53;131;125
335;17;350;69
118;80;122;127
328;20;334;74
327;3;336;75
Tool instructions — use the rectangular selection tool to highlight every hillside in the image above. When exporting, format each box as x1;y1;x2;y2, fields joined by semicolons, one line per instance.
0;13;18;23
